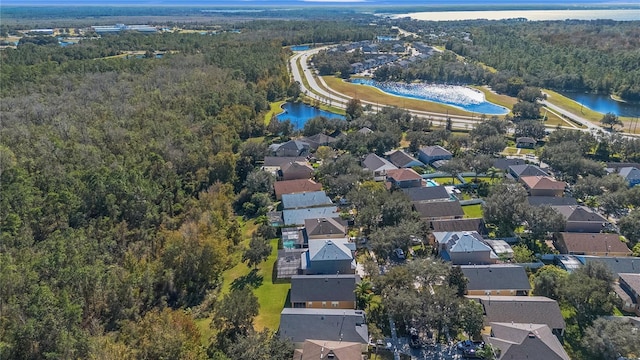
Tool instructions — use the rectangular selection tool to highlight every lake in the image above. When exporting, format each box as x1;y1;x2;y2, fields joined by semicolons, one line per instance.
350;78;509;115
561;92;640;118
276;102;345;130
290;45;311;52
393;9;640;21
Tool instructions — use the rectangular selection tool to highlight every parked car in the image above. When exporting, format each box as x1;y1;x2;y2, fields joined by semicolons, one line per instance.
394;248;406;260
457;340;485;358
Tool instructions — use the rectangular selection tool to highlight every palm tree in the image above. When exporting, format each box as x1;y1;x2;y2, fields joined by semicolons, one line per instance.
487;167;502;184
355;279;374;311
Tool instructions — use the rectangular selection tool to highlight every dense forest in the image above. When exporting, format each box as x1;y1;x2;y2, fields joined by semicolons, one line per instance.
440;20;640;101
0;25;324;358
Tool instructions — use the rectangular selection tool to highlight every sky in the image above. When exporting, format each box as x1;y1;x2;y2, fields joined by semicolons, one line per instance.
2;0;632;6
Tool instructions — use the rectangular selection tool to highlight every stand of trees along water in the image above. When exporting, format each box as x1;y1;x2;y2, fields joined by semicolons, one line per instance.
0;22;377;358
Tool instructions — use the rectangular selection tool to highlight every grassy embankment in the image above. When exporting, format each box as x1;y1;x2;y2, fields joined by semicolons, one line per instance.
195;220;289;343
543;89;636;132
265;101;286;125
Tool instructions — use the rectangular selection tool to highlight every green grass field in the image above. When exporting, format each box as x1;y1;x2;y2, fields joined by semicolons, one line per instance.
462;204;483;218
265;101;285;125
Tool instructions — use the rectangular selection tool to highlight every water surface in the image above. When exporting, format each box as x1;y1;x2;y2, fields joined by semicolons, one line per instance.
277;102;345;130
395;9;640;21
350;78;509;115
560;92;640;118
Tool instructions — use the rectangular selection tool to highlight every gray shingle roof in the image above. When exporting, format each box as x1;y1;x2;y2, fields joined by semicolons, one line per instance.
402;186;450;202
470;296;565;331
552;205;607;222
290;274;359;303
509;164;548;178
388;150;424;168
461;265;531;292
282;191;333;210
420;145;452;157
283;206;339;226
279;308;368;344
577;256;640;275
485;323;570;360
264;156;308;167
414;201;464;219
362;153;397;172
429;218;487;234
304;217;347;237
434;232;491;253
620;167;640;181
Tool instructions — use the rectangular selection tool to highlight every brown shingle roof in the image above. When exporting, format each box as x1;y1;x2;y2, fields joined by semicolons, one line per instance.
557;232;631;255
520;176;566;191
469;296;565;331
274;179;322;199
386;168;422;181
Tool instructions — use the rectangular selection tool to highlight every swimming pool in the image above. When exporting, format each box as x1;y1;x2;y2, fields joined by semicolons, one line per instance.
426;179;440;187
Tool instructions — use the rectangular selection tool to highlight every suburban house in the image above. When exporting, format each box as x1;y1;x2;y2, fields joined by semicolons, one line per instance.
492;158;526;171
300;133;337;150
283;206;339;226
282;191;333;210
279;308;369;350
551;205;609;233
528;196;577;207
576;256;640;276
483;322;570;360
280;161;315;181
515;137;537;148
461;265;531;296
417;145;453;165
301;238;356;275
290;274;359;309
402;186;452;203
433;231;498;265
615;273;640;316
293;340;364;360
387;149;425;168
508;164;548;180
263;156;308;175
429;218;487;235
385;168;423;189
553;232;631;257
271;140;311;157
362;153;398;181
519;176;566;197
357;127;373;135
413;201;465;220
469;296;566;337
619;166;640;187
304;217;348;240
274;179;322;200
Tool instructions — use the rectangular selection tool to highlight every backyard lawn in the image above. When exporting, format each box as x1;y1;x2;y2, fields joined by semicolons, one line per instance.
196;222;289;342
462;204;483;218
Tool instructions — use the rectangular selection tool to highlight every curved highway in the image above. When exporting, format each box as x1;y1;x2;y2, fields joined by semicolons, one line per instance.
290;46;631;136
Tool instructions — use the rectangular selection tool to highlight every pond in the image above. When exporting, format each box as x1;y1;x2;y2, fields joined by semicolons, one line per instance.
349;79;509;115
290;45;311;52
560;92;640;118
276;102;345;130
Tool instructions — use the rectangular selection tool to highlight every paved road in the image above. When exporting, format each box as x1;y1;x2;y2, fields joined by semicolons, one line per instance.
291;46;640;138
290;47;578;132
